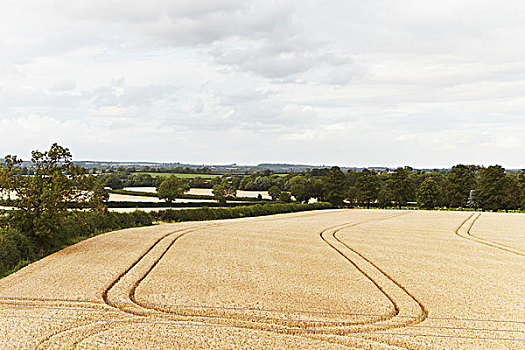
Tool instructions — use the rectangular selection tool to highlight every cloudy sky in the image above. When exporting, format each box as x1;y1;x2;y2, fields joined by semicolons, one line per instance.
1;0;525;168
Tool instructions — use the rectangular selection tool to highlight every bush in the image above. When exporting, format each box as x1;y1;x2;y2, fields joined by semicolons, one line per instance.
152;202;333;223
0;232;21;272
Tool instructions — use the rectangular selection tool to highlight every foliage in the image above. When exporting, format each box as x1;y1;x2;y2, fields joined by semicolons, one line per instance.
0;155;22;200
2;144;100;248
445;164;476;208
212;181;237;204
322;167;348;207
154;202;333;222
157;175;190;203
502;173;521;211
286;176;321;203
417;178;440;209
355;169;381;208
386;167;415;208
0;210;152;277
474;165;508;211
268;186;281;201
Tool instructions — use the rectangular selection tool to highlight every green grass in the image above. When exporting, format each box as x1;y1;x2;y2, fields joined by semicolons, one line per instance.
132;172;222;179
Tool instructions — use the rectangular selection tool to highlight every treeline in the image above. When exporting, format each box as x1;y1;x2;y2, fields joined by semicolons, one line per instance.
253;165;524;211
98;164;525;211
97;172;216;189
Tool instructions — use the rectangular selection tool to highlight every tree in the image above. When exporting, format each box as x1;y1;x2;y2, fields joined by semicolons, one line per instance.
502;173;520;211
474;165;507;211
157;175;189;203
5;144;97;246
99;173;124;190
377;183;391;208
286;176;316;203
445;164;476;208
417;178;440;209
355;169;381;208
322;167;348;207
212;181;236;204
0;155;22;201
268;186;281;201
386;167;415;208
517;170;525;210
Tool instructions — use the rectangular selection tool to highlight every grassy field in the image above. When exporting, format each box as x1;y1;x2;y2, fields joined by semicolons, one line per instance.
0;210;523;349
133;172;222;179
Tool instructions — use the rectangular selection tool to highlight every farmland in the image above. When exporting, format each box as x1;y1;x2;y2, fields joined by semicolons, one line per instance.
132;172;222;179
0;209;522;349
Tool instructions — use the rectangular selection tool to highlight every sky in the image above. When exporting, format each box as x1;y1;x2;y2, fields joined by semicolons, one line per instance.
1;0;525;168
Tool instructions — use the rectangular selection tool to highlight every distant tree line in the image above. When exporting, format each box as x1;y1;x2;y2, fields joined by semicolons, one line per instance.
96;164;525;211
262;165;524;211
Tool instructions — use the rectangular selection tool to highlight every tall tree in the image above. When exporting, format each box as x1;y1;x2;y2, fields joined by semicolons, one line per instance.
322;167;348;206
502;173;521;211
0;155;22;201
445;164;476;208
5;144;97;246
474;165;507;211
355;169;381;208
517;170;525;210
157;175;190;203
417;178;440;209
386;167;415;208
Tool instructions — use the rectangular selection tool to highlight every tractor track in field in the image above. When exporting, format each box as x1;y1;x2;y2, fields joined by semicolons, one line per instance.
456;213;525;257
319;212;432;350
0;211;520;348
33;224;211;350
69;212;421;350
7;211;427;349
126;212;428;347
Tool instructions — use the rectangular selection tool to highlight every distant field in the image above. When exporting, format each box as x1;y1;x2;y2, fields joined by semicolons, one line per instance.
132;172;222;179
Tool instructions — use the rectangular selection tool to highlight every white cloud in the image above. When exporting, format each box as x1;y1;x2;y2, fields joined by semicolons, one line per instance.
1;0;525;167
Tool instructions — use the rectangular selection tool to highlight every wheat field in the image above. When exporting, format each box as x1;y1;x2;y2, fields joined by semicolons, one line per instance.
0;209;523;349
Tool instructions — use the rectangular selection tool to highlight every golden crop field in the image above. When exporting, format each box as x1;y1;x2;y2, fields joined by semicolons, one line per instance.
0;209;523;349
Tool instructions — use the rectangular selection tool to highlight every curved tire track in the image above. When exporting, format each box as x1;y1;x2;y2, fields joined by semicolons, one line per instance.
35;224;206;349
36;212;427;349
456;213;525;257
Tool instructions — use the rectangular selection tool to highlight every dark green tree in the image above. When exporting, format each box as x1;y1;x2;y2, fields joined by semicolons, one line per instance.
386;167;415;208
355;169;381;208
322;167;348;207
268;186;281;201
474;165;507;211
502;173;521;211
445;164;476;208
286;176;315;203
212;181;236;204
417;178;440;209
517;170;525;210
157;175;190;203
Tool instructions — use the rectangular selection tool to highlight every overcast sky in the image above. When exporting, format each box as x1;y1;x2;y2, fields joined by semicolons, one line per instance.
1;0;525;168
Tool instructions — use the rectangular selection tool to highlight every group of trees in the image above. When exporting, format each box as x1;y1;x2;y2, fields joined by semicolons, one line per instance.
262;164;524;211
206;165;524;211
0;144;106;248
